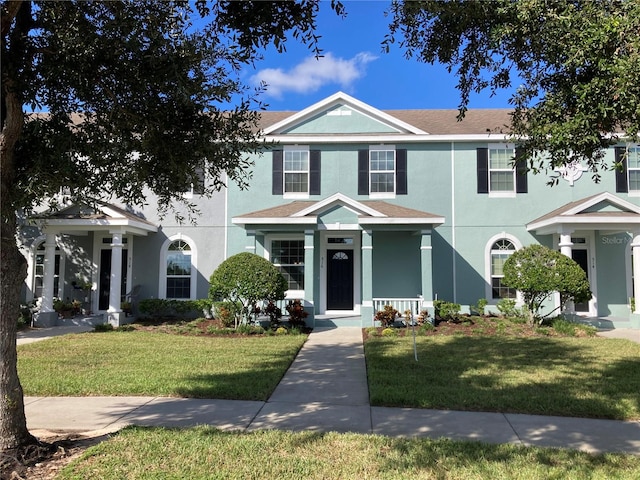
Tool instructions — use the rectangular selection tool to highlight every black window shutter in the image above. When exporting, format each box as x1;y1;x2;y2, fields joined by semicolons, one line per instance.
358;150;369;195
477;148;489;194
309;150;321;195
396;149;407;195
272;150;283;195
515;148;528;193
615;146;628;193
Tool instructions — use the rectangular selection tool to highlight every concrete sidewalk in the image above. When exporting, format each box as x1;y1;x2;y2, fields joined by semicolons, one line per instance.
22;326;640;456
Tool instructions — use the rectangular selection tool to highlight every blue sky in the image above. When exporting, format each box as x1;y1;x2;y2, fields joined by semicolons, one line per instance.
242;1;515;111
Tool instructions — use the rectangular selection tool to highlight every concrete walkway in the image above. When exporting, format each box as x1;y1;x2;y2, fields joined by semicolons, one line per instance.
21;326;640;456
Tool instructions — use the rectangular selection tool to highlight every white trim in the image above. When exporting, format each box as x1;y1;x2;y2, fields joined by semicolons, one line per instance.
265;133;509;144
293;192;386;218
233;216;317;225
484;233;523;303
263;91;428;135
451;142;457;303
556;232;597;317
264;234;306;296
158;234;197;300
319;231;361;314
26;235;65;302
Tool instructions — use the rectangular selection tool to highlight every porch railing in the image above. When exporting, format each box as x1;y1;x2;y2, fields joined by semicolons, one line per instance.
372;298;424;317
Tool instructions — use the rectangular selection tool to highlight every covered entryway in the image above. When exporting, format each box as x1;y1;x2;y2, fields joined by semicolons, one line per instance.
29;201;157;326
232;193;445;323
527;192;640;322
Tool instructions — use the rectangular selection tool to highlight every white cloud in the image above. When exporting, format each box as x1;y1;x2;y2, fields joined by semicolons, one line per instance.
251;52;377;98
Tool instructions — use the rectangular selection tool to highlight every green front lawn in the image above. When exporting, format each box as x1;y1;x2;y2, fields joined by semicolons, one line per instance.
18;331;306;400
58;426;640;479
365;335;640;420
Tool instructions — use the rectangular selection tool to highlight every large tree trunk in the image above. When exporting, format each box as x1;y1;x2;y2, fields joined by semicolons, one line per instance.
0;35;37;449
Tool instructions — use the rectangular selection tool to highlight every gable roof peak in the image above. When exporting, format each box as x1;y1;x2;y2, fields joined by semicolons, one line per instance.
262;91;429;136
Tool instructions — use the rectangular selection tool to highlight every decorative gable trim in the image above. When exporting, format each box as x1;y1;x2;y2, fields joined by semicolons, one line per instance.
292;192;386;218
527;192;640;234
263;91;429;136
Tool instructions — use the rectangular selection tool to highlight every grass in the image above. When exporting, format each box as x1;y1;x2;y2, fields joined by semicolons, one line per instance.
18;331;306;400
57;426;640;479
365;335;640;420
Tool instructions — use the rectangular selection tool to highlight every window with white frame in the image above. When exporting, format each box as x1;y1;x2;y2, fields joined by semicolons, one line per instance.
33;242;61;299
166;240;192;299
628;147;640;191
270;239;304;291
370;147;395;194
284;147;309;194
490;239;517;299
489;146;516;193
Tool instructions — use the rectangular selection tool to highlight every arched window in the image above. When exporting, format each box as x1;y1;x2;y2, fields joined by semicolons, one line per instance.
160;236;197;299
490;239;517;299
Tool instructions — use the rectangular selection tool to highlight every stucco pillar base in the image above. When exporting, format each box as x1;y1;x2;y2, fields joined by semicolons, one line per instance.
360;302;374;327
33;311;59;328
107;311;130;327
629;313;640;329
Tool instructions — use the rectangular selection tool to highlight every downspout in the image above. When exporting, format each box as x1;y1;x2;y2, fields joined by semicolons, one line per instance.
451;142;457;303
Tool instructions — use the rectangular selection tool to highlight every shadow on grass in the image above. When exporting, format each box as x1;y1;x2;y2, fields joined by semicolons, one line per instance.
365;336;640;420
66;427;639;478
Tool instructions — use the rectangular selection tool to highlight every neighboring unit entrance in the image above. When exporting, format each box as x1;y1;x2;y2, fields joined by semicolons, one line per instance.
327;249;353;310
572;248;590;313
99;249;128;310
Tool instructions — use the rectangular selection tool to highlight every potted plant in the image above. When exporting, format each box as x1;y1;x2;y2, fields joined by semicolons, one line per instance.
121;301;132;316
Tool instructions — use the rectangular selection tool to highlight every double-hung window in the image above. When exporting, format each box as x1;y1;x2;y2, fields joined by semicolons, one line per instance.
270;239;304;292
272;147;320;197
370;147;395;195
627;147;640;192
489;146;515;193
284;147;309;195
477;144;527;195
358;146;407;197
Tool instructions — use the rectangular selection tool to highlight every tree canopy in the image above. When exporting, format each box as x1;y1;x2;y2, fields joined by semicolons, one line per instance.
1;0;341;450
386;0;640;180
502;244;592;322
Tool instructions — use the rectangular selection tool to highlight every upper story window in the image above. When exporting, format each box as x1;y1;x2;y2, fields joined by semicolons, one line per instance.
358;146;407;197
184;165;205;198
627;147;640;191
489;146;515;193
284;148;309;195
477;144;527;195
270;239;304;291
272;148;321;197
370;148;395;194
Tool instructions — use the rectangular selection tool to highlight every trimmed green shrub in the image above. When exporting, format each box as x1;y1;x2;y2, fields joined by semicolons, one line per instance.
209;253;287;325
433;300;461;321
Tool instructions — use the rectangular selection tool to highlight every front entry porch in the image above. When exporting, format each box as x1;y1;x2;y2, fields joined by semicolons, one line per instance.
27;201;157;327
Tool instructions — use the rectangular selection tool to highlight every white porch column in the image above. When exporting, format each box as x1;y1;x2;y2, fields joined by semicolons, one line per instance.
559;233;573;258
108;232;124;315
40;232;57;313
420;229;433;313
631;233;640;314
558;232;574;314
361;229;373;323
303;230;315;319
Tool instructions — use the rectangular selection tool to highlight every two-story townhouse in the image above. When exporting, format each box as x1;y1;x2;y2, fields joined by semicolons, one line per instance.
22;92;640;329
